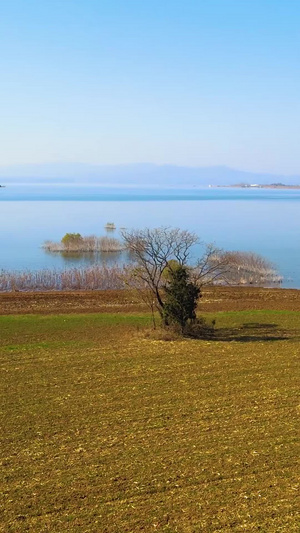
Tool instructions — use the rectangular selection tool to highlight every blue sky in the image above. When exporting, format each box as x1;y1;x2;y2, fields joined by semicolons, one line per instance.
0;0;299;173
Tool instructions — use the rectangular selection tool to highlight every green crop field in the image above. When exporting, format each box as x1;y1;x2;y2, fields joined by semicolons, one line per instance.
1;310;299;532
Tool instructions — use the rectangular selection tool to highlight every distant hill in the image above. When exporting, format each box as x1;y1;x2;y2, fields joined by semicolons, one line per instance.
0;163;299;187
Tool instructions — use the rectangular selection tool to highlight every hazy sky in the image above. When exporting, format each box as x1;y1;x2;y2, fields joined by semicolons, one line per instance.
1;0;299;174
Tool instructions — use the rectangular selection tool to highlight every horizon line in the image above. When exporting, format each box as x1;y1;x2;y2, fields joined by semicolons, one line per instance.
0;162;299;178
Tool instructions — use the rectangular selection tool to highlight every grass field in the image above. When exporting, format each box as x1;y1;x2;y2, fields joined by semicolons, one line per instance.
1;308;299;532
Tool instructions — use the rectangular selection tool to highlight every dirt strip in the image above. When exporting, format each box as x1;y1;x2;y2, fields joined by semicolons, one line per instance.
1;286;300;315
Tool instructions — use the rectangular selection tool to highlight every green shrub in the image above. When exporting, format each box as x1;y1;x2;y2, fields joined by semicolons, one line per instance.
61;233;83;249
163;265;201;333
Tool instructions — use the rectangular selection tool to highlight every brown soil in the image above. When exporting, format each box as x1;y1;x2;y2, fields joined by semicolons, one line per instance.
1;286;300;315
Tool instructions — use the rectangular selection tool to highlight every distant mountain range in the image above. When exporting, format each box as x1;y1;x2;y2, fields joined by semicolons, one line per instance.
1;163;300;187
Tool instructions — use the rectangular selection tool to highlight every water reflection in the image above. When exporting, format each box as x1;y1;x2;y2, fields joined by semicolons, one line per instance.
43;248;134;268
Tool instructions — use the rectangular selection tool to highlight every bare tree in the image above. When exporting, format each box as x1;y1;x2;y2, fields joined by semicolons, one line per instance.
121;228;281;322
121;227;199;318
122;265;158;327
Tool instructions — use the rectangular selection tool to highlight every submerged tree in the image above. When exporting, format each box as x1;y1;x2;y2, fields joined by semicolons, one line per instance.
194;249;281;286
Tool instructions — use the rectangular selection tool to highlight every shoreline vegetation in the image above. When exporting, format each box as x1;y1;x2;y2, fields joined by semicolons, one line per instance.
0;257;282;292
0;265;127;292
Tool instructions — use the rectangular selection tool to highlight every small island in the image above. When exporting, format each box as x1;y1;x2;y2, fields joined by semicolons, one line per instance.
104;222;116;230
43;232;125;253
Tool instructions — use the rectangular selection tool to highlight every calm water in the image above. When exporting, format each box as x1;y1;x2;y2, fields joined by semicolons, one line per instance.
1;184;300;288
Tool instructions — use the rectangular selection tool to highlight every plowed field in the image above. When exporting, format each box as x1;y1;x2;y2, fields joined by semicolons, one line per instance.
1;286;300;315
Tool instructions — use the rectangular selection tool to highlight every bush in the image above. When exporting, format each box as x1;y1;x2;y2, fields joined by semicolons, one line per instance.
163;265;201;333
61;233;83;249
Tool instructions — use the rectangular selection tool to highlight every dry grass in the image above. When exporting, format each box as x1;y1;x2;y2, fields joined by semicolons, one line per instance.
141;326;181;341
1;309;300;532
0;265;126;292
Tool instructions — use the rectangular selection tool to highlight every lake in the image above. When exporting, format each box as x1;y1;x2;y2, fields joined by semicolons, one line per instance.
1;184;300;288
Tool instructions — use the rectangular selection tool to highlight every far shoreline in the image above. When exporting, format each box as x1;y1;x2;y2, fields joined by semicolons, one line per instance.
212;184;300;190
